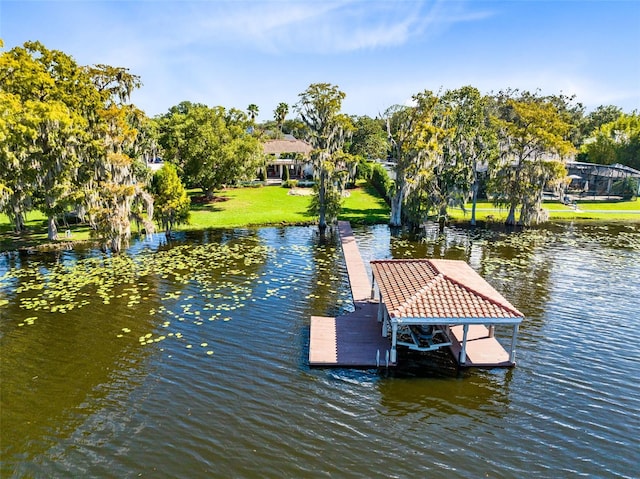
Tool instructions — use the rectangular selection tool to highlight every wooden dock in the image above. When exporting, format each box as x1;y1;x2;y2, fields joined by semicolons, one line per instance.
309;222;391;367
308;221;519;369
309;303;392;367
447;325;514;367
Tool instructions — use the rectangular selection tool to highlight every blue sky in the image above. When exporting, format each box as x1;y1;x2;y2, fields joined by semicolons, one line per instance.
2;0;639;121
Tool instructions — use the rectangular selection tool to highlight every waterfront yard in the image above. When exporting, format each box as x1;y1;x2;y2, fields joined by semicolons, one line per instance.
1;183;638;251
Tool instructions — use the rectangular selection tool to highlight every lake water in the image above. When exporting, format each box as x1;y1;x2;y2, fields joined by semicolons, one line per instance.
1;222;639;478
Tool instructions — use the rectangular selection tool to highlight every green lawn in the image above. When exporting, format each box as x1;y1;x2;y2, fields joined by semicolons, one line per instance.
2;188;638;251
448;198;640;222
0;182;389;251
186;186;313;229
184;182;389;229
0;210;95;250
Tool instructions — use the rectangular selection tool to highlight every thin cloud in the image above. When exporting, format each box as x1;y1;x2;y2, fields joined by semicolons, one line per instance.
175;0;491;54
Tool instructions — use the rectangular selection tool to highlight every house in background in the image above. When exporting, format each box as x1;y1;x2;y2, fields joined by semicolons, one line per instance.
565;161;640;197
263;135;313;182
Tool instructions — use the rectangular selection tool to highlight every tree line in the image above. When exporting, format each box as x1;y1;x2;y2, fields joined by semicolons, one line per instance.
1;41;638;250
288;83;637;231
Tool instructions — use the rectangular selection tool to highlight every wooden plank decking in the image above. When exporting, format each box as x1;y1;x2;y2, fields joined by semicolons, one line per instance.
309;303;392;367
309;222;391;367
447;325;514;367
337;221;372;302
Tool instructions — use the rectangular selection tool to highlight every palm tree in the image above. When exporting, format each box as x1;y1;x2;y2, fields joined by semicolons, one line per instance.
247;104;259;123
274;102;289;137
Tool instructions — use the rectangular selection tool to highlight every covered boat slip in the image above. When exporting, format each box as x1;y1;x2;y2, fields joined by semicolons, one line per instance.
308;222;524;368
371;258;524;367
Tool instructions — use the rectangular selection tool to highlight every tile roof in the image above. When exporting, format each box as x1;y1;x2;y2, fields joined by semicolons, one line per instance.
370;259;524;320
263;138;313;155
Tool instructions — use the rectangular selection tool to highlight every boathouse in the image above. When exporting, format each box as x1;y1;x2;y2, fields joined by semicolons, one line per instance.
309;222;525;368
370;259;524;367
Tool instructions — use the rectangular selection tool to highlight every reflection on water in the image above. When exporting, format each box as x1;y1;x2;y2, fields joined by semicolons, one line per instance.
1;223;639;478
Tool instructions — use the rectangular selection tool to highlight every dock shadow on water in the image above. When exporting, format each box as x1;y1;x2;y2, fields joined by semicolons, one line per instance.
1;223;639;478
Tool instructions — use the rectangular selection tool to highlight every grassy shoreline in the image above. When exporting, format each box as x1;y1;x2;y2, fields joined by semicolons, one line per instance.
448;198;640;222
1;185;638;252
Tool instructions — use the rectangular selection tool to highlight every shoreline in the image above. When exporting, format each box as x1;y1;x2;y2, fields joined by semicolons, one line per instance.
3;214;639;255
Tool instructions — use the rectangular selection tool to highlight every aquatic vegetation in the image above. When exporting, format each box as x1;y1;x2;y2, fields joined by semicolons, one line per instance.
0;228;353;357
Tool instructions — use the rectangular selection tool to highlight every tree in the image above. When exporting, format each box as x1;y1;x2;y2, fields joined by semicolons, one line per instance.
0;42;154;251
88;108;154;253
247;104;259;124
274;102;289;137
385;90;447;227
281;163;290;182
281;118;308;139
580;105;623;141
0;41;94;238
150;162;190;235
296;83;354;232
0;90;36;232
78;64;154;253
158;102;263;198
545;93;585;147
348;115;388;160
488;91;574;226
438;86;498;228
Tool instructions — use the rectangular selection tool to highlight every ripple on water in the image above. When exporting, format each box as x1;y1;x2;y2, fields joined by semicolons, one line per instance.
1;224;639;478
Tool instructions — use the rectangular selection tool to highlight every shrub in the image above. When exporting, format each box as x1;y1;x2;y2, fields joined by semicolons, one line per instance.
369;162;392;204
356;158;373;180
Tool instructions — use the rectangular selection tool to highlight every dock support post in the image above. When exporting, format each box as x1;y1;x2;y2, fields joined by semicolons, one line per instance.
371;273;376;300
390;322;398;364
488;325;495;338
509;324;519;364
459;324;469;365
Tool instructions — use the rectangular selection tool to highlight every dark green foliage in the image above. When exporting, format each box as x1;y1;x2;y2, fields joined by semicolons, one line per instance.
369;162;392;205
348;115;388;159
355;158;373;180
612;177;638;200
157;101;263;198
150;163;190;235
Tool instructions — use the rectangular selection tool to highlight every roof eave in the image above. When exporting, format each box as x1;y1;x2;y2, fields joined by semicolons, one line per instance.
391;316;524;325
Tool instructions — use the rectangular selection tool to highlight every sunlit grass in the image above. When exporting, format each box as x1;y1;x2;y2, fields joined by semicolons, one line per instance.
448;198;640;222
0;181;388;250
0;211;94;250
339;182;390;224
181;181;389;230
2;188;637;250
184;185;314;229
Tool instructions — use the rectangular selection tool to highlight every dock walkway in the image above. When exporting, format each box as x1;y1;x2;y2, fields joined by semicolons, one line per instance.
308;222;391;367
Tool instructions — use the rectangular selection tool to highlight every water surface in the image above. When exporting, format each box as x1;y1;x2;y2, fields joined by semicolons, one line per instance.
1;223;639;478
